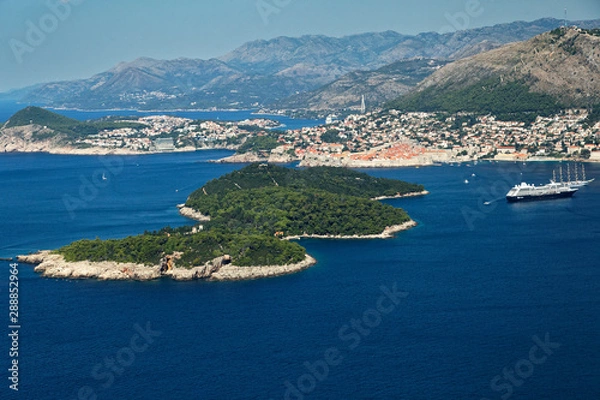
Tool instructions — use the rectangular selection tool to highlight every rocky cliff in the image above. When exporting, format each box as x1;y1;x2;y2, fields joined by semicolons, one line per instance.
17;251;317;282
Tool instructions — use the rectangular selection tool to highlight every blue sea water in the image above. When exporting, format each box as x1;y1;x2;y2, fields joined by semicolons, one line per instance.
0;101;324;131
0;154;599;400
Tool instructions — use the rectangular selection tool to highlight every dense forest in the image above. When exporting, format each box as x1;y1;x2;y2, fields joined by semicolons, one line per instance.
187;163;424;212
204;187;411;236
387;78;563;124
59;229;306;268
236;134;280;154
58;164;422;268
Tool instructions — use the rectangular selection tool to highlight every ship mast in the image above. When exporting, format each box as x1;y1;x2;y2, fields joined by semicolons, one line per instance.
559;165;564;183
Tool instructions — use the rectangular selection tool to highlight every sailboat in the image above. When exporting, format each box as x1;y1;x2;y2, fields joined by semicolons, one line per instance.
563;163;594;188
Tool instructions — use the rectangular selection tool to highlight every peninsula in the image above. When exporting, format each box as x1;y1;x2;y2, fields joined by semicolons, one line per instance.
19;164;426;281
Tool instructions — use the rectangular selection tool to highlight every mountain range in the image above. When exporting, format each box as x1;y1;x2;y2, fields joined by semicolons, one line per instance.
386;27;600;120
274;58;450;112
4;17;600;112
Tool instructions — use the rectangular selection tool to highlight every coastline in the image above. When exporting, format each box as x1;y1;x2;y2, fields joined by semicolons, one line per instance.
371;190;430;201
16;251;317;282
0;125;236;155
0;146;227;156
1;141;596;165
15;219;416;282
215;152;296;164
177;205;211;221
209;255;317;281
284;220;417;240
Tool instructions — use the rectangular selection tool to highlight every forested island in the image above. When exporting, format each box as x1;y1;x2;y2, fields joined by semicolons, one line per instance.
19;164;426;281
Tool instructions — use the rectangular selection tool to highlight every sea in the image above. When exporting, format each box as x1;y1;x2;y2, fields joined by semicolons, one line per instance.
1;109;600;399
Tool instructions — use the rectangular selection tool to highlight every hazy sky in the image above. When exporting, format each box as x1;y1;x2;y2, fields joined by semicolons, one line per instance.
0;0;599;92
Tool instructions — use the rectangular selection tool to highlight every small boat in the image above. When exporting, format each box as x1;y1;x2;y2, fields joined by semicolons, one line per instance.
102;173;108;181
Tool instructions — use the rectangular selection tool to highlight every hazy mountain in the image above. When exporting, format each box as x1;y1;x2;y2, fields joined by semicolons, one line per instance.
9;18;600;111
0;84;43;101
23;58;251;109
274;59;450;111
387;28;600;118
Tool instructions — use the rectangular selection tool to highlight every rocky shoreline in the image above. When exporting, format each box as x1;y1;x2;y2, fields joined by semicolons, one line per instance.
215;152;296;164
371;190;430;201
17;251;317;282
15;219;416;282
0;125;235;155
284;220;417;240
209;255;317;281
177;205;211;221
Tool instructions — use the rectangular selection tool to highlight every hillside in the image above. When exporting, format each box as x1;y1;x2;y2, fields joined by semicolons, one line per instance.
184;164;420;237
3;106;145;136
219;18;599;73
5;106;80;130
58;230;307;269
0;106;147;152
10;18;599;111
274;59;449;111
387;28;600;120
186;163;425;213
22;58;300;110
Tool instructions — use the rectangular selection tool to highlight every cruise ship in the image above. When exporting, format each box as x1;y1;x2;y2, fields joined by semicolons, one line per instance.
506;181;578;202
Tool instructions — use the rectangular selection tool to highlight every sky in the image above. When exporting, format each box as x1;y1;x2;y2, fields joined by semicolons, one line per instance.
0;0;599;92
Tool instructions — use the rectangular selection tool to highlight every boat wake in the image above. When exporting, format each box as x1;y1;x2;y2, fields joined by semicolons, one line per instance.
484;197;505;205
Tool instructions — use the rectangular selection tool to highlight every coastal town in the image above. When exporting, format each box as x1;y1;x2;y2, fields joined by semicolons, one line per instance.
71;116;281;153
85;108;600;164
4;107;599;165
283;109;600;166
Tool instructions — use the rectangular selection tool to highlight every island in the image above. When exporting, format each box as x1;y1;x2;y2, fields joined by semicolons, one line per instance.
18;164;427;281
